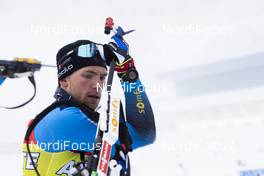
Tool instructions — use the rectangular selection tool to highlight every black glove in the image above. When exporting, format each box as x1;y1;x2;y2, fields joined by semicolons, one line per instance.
103;29;138;82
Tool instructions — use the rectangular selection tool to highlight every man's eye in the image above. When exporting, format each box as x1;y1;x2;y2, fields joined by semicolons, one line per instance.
83;74;93;79
100;75;106;81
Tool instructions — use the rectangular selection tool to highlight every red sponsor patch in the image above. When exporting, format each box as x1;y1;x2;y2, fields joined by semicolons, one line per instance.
98;141;112;174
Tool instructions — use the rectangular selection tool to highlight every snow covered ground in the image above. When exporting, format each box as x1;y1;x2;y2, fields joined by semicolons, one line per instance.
1;0;264;175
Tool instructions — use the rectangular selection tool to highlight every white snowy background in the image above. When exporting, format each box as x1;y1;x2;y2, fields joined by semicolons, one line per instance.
0;0;264;175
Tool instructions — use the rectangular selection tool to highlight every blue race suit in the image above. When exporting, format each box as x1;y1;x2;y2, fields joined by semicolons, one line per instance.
23;79;156;175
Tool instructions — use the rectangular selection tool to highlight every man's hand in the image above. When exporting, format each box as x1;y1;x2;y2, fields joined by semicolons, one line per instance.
103;27;138;82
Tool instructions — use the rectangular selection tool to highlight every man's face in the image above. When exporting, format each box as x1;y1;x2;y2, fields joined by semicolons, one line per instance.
60;66;107;110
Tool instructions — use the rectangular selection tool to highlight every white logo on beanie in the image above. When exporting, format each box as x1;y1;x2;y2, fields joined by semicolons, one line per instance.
58;64;74;78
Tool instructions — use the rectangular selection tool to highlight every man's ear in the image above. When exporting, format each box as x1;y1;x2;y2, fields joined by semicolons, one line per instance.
59;78;69;89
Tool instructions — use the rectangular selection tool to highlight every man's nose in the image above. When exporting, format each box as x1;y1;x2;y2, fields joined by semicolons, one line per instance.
91;77;103;90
